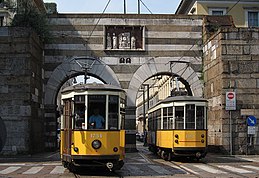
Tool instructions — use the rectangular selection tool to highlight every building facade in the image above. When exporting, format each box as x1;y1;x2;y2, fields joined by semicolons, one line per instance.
176;0;259;28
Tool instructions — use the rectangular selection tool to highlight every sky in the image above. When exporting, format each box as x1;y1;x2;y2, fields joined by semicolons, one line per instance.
43;0;182;14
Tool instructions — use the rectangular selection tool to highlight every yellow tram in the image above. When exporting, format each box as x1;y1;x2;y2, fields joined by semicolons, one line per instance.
60;83;126;171
147;96;208;160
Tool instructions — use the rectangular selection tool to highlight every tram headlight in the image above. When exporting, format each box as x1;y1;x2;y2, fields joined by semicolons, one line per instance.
175;140;179;144
113;147;118;152
201;139;204;143
74;147;79;152
175;134;179;139
92;140;102;149
201;134;205;138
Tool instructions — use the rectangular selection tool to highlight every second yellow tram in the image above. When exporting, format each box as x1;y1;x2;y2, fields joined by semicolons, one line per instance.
147;96;208;160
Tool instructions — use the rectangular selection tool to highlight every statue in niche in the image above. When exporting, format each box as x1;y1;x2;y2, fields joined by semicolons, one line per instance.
131;35;136;49
106;33;112;49
119;32;130;49
112;33;117;49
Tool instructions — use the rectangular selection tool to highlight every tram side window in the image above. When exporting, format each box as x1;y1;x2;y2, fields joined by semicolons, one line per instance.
88;95;106;129
148;112;156;131
167;107;174;129
108;95;119;130
175;106;184;129
163;108;168;129
64;99;72;129
186;104;195;129
196;106;205;129
74;95;85;129
120;97;126;129
156;109;161;130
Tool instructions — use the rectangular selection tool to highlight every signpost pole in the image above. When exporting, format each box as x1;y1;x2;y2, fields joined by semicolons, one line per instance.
229;111;232;155
226;91;236;155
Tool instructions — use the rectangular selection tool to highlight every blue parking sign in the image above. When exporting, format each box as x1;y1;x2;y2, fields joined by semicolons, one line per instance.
247;115;257;126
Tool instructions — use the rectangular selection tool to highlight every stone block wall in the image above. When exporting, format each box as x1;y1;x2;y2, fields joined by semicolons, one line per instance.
204;27;259;154
0;27;44;154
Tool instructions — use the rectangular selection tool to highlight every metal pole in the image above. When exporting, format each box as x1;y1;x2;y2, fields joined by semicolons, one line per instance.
124;0;126;14
84;68;87;84
147;85;149;110
143;88;145;132
230;111;232;155
138;0;140;14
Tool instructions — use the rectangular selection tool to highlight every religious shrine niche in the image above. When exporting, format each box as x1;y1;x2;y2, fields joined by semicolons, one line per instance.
104;26;145;51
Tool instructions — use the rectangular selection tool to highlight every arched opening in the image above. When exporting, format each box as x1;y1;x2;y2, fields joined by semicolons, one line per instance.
55;74;104;148
135;73;191;143
44;57;120;150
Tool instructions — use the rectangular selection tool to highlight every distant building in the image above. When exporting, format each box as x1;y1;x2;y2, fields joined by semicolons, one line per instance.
176;0;259;27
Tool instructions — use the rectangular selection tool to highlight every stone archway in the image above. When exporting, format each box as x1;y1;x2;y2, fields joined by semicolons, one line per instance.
44;56;121;150
127;58;203;107
124;57;203;151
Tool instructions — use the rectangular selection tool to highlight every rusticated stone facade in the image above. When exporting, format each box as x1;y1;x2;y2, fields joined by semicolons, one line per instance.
0;27;45;154
203;27;259;154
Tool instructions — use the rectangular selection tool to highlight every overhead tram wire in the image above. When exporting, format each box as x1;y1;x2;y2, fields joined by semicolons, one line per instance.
139;0;153;14
86;0;112;43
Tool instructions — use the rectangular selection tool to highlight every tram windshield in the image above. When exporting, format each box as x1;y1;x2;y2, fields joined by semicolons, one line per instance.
72;94;121;130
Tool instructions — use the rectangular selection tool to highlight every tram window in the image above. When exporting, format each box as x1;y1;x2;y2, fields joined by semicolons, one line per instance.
167;107;174;129
64;99;72;129
175;106;184;129
196;106;205;129
120;97;126;129
186;104;195;129
163;108;168;129
108;95;119;130
155;110;161;130
74;95;85;129
88;95;106;129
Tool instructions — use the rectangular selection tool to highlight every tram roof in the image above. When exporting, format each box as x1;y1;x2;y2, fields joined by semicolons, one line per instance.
161;95;208;103
61;83;124;93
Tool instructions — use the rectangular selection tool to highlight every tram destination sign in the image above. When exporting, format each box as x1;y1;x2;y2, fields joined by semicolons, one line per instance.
225;91;236;111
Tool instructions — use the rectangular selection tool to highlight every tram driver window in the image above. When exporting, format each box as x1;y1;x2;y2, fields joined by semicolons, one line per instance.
196;106;205;129
186;104;195;129
88;95;106;129
175;106;184;129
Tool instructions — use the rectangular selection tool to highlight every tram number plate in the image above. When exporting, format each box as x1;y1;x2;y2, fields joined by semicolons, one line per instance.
185;134;194;139
90;133;103;138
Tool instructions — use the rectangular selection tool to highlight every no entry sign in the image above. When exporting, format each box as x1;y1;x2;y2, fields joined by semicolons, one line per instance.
226;91;236;110
227;92;234;99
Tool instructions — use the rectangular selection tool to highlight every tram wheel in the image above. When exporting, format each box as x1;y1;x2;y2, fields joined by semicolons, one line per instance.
113;160;124;171
67;163;77;173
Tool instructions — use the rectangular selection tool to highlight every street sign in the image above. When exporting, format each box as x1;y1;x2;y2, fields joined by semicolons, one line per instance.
247;115;257;126
248;126;256;135
225;91;236;110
